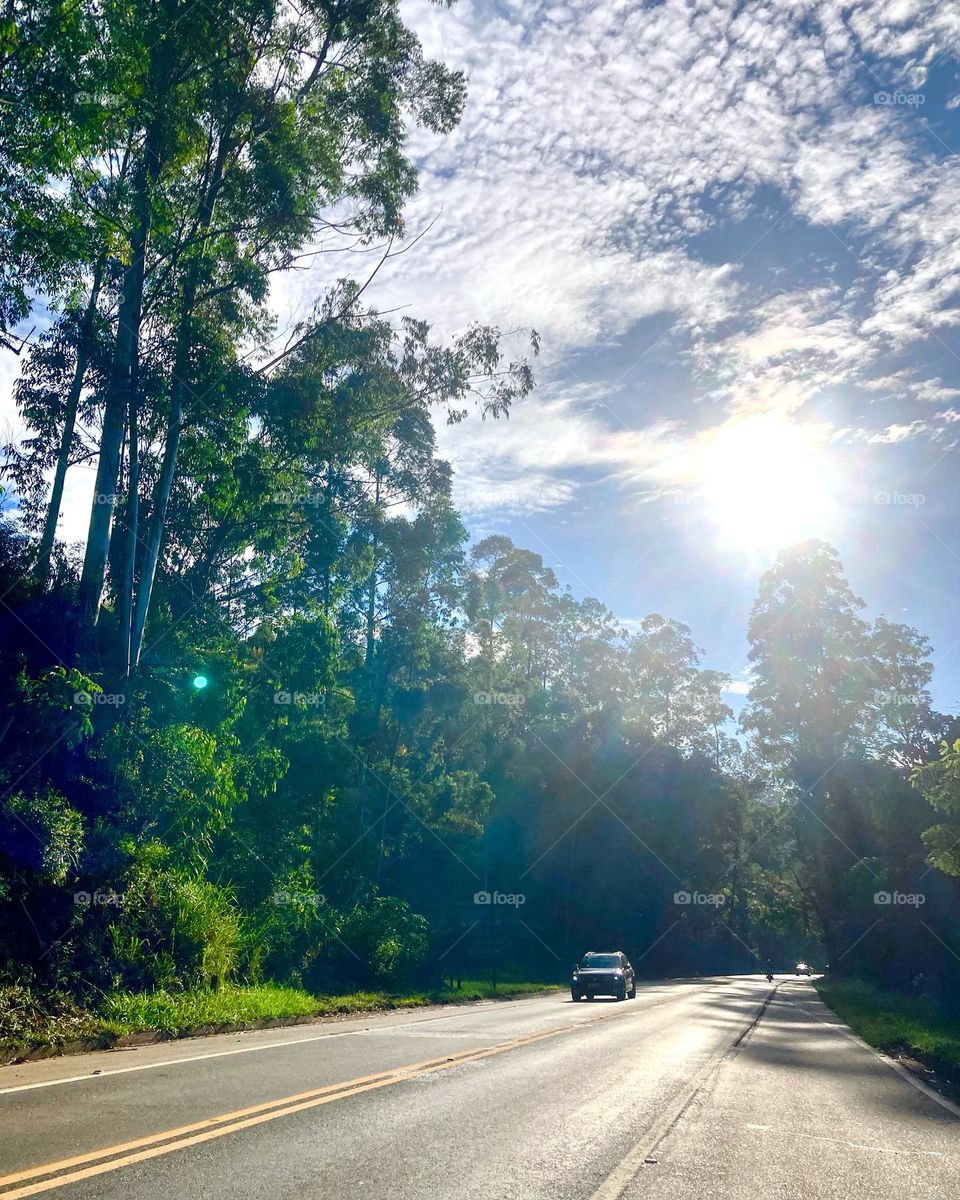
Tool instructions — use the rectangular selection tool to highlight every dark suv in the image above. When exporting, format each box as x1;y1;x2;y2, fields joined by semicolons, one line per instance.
571;951;636;1001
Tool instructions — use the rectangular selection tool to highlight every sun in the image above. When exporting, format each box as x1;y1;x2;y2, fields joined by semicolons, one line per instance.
694;414;836;557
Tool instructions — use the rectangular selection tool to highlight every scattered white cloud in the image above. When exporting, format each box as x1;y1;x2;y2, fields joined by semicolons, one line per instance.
867;420;930;444
6;0;960;545
374;1;960;517
433;383;688;515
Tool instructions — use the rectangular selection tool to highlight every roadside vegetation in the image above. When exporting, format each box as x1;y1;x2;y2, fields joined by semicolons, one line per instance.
816;978;960;1077
1;979;561;1055
1;2;960;1034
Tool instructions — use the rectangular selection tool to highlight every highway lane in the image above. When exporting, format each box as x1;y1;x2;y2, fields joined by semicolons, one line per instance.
0;976;956;1199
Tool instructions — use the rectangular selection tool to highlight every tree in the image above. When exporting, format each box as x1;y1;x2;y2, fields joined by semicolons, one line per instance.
913;734;960;878
742;541;874;770
0;0;101;347
742;541;953;973
62;0;467;649
625;614;732;757
866;617;945;768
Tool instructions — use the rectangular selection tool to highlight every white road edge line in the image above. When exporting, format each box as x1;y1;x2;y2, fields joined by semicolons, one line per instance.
797;996;960;1121
0;1030;378;1095
0;979;722;1098
0;1000;542;1096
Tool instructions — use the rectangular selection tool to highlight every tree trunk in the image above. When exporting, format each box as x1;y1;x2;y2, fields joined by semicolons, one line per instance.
35;261;104;584
115;353;141;674
78;1;173;624
365;471;382;672
129;128;233;668
78;210;145;622
321;464;335;614
129;372;183;667
78;155;158;622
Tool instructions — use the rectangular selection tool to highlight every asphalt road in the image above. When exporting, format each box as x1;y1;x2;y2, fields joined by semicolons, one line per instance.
1;976;957;1199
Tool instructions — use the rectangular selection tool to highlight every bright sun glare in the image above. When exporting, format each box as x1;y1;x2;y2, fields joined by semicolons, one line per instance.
696;415;836;557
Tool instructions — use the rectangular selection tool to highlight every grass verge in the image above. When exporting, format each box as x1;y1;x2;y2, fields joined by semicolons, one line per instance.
100;980;559;1034
815;978;960;1077
1;979;562;1057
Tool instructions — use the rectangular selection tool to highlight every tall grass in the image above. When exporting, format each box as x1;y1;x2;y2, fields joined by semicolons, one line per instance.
2;979;562;1045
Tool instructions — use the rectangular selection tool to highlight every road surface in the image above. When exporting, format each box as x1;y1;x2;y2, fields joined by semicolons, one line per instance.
0;976;956;1199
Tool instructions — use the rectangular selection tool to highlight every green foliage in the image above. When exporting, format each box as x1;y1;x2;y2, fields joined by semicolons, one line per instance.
740;541;955;974
4;789;85;887
742;540;874;767
338;894;428;986
0;985;101;1045
914;737;960;876
98;984;325;1035
1;1;957;1030
817;979;960;1074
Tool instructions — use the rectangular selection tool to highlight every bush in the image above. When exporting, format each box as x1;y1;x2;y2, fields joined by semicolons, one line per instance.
332;893;429;989
103;866;243;992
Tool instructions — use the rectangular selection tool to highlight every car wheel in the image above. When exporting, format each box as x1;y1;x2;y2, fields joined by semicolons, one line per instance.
627;984;636;999
571;991;582;1002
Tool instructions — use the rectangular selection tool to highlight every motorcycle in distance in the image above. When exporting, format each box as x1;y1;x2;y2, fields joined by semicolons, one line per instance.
766;972;774;982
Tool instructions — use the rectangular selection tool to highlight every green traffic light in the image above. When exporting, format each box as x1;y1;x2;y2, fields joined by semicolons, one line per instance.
192;674;209;690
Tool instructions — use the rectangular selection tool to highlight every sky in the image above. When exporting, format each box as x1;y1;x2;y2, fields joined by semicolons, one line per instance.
5;0;960;714
369;0;960;716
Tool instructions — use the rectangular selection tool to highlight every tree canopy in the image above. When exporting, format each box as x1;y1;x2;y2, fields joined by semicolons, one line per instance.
0;1;958;1020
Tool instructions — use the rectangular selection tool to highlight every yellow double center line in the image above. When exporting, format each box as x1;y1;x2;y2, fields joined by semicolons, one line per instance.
0;1024;573;1198
2;987;721;1198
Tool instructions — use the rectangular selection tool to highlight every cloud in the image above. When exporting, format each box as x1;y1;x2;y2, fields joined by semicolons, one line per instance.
7;0;960;546
790;107;926;233
373;0;960;520
433;382;688;515
867;420;930;444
